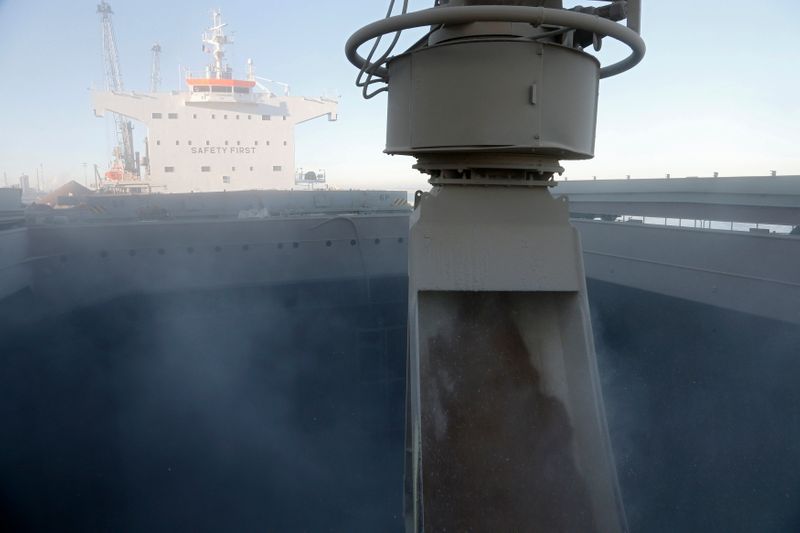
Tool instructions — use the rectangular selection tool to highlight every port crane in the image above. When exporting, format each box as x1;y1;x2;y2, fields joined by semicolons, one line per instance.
347;0;644;530
97;1;138;182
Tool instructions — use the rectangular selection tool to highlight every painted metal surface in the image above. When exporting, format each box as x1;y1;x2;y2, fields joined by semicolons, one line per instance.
557;175;800;225
407;187;625;531
185;78;257;88
12;213;408;325
386;41;599;159
347;2;644;530
28;189;409;223
92;91;337;192
575;219;800;325
408;187;580;291
1;190;410;325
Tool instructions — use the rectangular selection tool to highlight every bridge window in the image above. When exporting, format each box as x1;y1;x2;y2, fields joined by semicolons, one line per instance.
164;166;174;173
201;166;210;172
168;113;178;119
262;115;270;121
234;87;249;94
151;113;162;119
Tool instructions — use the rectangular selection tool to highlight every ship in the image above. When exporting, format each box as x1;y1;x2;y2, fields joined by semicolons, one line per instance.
1;4;800;533
92;9;338;193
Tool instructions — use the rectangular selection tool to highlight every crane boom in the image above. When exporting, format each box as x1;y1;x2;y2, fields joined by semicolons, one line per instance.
97;1;137;176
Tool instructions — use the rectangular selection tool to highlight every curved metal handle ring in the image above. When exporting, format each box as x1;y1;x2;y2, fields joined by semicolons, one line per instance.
345;5;646;82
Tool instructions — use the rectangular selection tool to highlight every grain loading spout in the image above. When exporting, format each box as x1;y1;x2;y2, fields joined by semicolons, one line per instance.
346;1;645;530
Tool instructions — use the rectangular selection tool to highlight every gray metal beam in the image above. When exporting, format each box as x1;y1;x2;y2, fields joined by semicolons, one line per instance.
574;219;800;325
557;176;800;225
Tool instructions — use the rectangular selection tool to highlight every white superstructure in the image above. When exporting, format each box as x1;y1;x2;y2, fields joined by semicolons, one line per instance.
92;10;338;193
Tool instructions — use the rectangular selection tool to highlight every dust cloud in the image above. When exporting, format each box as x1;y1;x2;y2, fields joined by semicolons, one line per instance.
0;279;407;531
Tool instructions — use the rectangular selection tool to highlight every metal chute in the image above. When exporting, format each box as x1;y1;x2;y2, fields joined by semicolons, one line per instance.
346;1;645;530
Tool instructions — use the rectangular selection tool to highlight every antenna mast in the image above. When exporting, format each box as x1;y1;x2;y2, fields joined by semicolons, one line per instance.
97;1;137;176
202;10;233;79
150;42;162;93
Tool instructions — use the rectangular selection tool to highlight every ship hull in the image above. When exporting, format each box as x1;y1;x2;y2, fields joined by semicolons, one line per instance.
2;208;799;531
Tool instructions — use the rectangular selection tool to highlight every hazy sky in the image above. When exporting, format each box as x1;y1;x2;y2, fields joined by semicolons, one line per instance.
0;0;798;191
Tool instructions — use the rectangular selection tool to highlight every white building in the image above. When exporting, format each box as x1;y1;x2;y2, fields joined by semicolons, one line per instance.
92;10;337;193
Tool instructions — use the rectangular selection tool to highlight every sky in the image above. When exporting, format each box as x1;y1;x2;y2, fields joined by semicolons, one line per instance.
0;0;798;192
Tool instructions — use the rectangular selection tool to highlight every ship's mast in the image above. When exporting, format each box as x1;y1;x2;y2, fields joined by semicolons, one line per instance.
97;1;137;176
150;42;162;93
202;10;233;79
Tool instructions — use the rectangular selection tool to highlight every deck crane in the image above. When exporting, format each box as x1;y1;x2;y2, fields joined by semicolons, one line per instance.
150;43;162;93
97;1;137;182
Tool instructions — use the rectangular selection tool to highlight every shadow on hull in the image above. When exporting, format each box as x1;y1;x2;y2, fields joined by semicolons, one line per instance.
1;277;799;531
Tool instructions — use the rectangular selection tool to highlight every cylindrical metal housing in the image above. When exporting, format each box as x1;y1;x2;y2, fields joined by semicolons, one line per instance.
386;40;599;161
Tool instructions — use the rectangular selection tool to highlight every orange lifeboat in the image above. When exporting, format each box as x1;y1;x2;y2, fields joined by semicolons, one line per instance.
104;161;126;181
